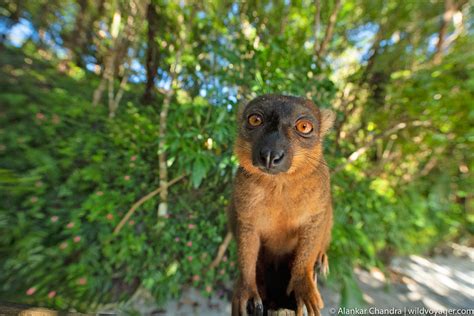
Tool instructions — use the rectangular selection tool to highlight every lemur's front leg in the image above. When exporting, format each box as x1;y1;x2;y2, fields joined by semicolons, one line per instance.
231;225;264;316
287;210;330;316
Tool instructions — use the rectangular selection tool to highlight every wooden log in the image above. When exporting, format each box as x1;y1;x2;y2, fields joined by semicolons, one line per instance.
0;302;88;316
268;309;296;316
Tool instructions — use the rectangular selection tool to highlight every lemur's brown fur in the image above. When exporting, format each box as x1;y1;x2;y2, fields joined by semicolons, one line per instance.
228;95;335;316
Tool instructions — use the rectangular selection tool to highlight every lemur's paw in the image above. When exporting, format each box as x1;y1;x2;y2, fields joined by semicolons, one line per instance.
232;284;263;316
317;253;329;276
287;275;324;316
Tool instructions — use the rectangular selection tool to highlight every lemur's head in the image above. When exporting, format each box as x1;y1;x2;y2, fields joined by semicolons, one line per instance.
235;95;335;176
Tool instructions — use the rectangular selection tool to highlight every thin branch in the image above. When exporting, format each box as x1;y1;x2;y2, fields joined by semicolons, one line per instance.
208;231;233;271
360;29;383;84
442;8;465;50
333;121;431;173
401;147;445;184
113;174;187;235
332;85;355;149
93;8;121;108
110;66;130;117
333;26;384;150
109;2;146;117
92;75;107;106
107;62;116;117
317;0;342;58
109;34;143;117
156;87;173;95
313;0;321;54
93;0;147;115
420;156;439;177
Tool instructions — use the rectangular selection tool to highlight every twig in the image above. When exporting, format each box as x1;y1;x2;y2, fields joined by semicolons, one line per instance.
208;231;233;270
113;174;187;235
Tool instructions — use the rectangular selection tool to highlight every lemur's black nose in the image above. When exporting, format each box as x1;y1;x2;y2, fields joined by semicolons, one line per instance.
260;148;285;169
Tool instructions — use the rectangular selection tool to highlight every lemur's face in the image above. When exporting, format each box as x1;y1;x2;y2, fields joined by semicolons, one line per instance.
235;95;334;175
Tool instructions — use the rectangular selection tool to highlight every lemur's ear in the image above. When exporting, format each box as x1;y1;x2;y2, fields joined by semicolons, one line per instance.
320;109;336;136
236;98;250;121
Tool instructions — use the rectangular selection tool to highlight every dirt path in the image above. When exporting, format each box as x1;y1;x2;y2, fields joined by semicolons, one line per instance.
357;244;473;311
106;244;474;315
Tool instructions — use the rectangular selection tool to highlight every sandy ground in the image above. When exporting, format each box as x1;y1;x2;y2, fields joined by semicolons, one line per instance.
117;244;473;315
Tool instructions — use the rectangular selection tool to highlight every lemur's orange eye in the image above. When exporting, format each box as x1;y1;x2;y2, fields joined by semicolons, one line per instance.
296;120;313;134
248;114;263;127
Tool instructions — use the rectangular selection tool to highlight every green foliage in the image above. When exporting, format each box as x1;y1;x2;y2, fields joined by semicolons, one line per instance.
0;48;236;310
1;0;472;312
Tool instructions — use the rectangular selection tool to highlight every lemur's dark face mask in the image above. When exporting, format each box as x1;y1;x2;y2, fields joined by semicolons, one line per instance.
239;97;320;175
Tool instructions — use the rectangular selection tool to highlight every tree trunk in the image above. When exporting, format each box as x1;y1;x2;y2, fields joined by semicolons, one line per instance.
142;2;160;104
71;0;89;67
157;57;181;217
157;90;172;216
433;0;455;65
157;11;186;218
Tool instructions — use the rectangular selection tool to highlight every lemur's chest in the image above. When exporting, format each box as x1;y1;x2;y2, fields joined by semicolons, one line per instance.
255;186;315;255
259;208;300;255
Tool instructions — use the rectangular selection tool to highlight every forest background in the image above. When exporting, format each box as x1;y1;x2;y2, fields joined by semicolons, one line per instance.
0;0;472;312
